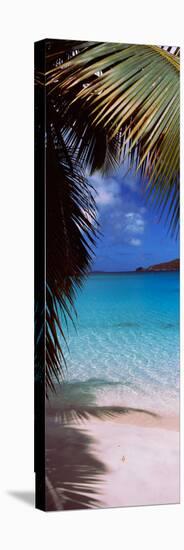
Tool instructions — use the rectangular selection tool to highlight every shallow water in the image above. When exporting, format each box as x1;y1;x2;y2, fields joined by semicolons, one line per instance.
60;273;179;415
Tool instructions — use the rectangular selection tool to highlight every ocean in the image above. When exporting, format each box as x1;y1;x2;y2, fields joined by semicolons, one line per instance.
60;273;179;415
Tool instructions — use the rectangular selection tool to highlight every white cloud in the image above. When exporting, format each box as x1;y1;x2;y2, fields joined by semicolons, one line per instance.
96;188;115;206
130;238;141;246
125;212;145;234
89;173;146;250
91;175;119;207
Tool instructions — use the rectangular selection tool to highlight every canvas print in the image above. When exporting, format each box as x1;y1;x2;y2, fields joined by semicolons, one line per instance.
34;39;180;511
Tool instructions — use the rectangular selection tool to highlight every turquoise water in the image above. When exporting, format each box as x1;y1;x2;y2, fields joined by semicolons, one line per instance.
62;273;179;414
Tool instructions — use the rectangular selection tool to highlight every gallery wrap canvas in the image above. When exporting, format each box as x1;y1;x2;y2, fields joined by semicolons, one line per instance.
34;39;180;511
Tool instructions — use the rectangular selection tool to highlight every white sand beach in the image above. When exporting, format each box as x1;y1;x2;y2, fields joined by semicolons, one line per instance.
46;412;180;508
66;414;180;508
86;417;179;507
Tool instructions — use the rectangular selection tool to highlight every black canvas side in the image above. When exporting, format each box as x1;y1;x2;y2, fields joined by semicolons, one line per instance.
34;39;46;511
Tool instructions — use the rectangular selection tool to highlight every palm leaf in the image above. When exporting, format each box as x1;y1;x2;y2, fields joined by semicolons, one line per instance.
46;124;98;392
36;40;122;175
35;101;98;394
35;46;100;394
47;42;180;235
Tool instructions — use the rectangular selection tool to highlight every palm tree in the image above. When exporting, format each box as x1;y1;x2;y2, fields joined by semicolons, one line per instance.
35;40;180;395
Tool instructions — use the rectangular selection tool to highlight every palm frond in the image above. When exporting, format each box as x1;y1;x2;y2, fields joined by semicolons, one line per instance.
47;42;180;235
35;40;123;174
46;95;119;176
45;122;98;391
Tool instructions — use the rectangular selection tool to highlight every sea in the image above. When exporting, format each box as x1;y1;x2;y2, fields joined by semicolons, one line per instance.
59;272;179;415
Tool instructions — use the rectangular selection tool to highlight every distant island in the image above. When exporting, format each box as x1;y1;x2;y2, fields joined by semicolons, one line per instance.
136;258;179;272
91;259;180;274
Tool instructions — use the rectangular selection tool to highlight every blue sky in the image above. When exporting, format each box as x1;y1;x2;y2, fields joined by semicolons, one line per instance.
89;164;179;272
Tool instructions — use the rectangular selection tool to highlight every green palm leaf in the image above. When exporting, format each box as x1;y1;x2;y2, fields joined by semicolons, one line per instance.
47;42;180;235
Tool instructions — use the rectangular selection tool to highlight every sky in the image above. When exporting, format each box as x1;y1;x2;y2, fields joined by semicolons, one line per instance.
88;163;179;272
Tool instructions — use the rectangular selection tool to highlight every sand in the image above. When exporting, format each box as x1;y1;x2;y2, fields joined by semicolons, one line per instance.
46;411;180;510
78;415;180;508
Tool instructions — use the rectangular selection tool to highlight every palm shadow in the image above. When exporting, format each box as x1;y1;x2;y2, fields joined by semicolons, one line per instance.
45;380;159;511
46;420;107;511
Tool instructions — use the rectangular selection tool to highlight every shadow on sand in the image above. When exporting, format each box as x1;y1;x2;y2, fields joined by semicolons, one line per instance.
45;381;160;511
46;422;107;511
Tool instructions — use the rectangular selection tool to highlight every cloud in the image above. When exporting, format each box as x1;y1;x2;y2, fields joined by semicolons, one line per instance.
125;212;145;234
96;187;115;206
92;176;119;207
130;238;141;246
88;172;146;251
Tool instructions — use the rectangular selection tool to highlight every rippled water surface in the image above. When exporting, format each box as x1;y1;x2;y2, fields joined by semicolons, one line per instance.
61;273;179;414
